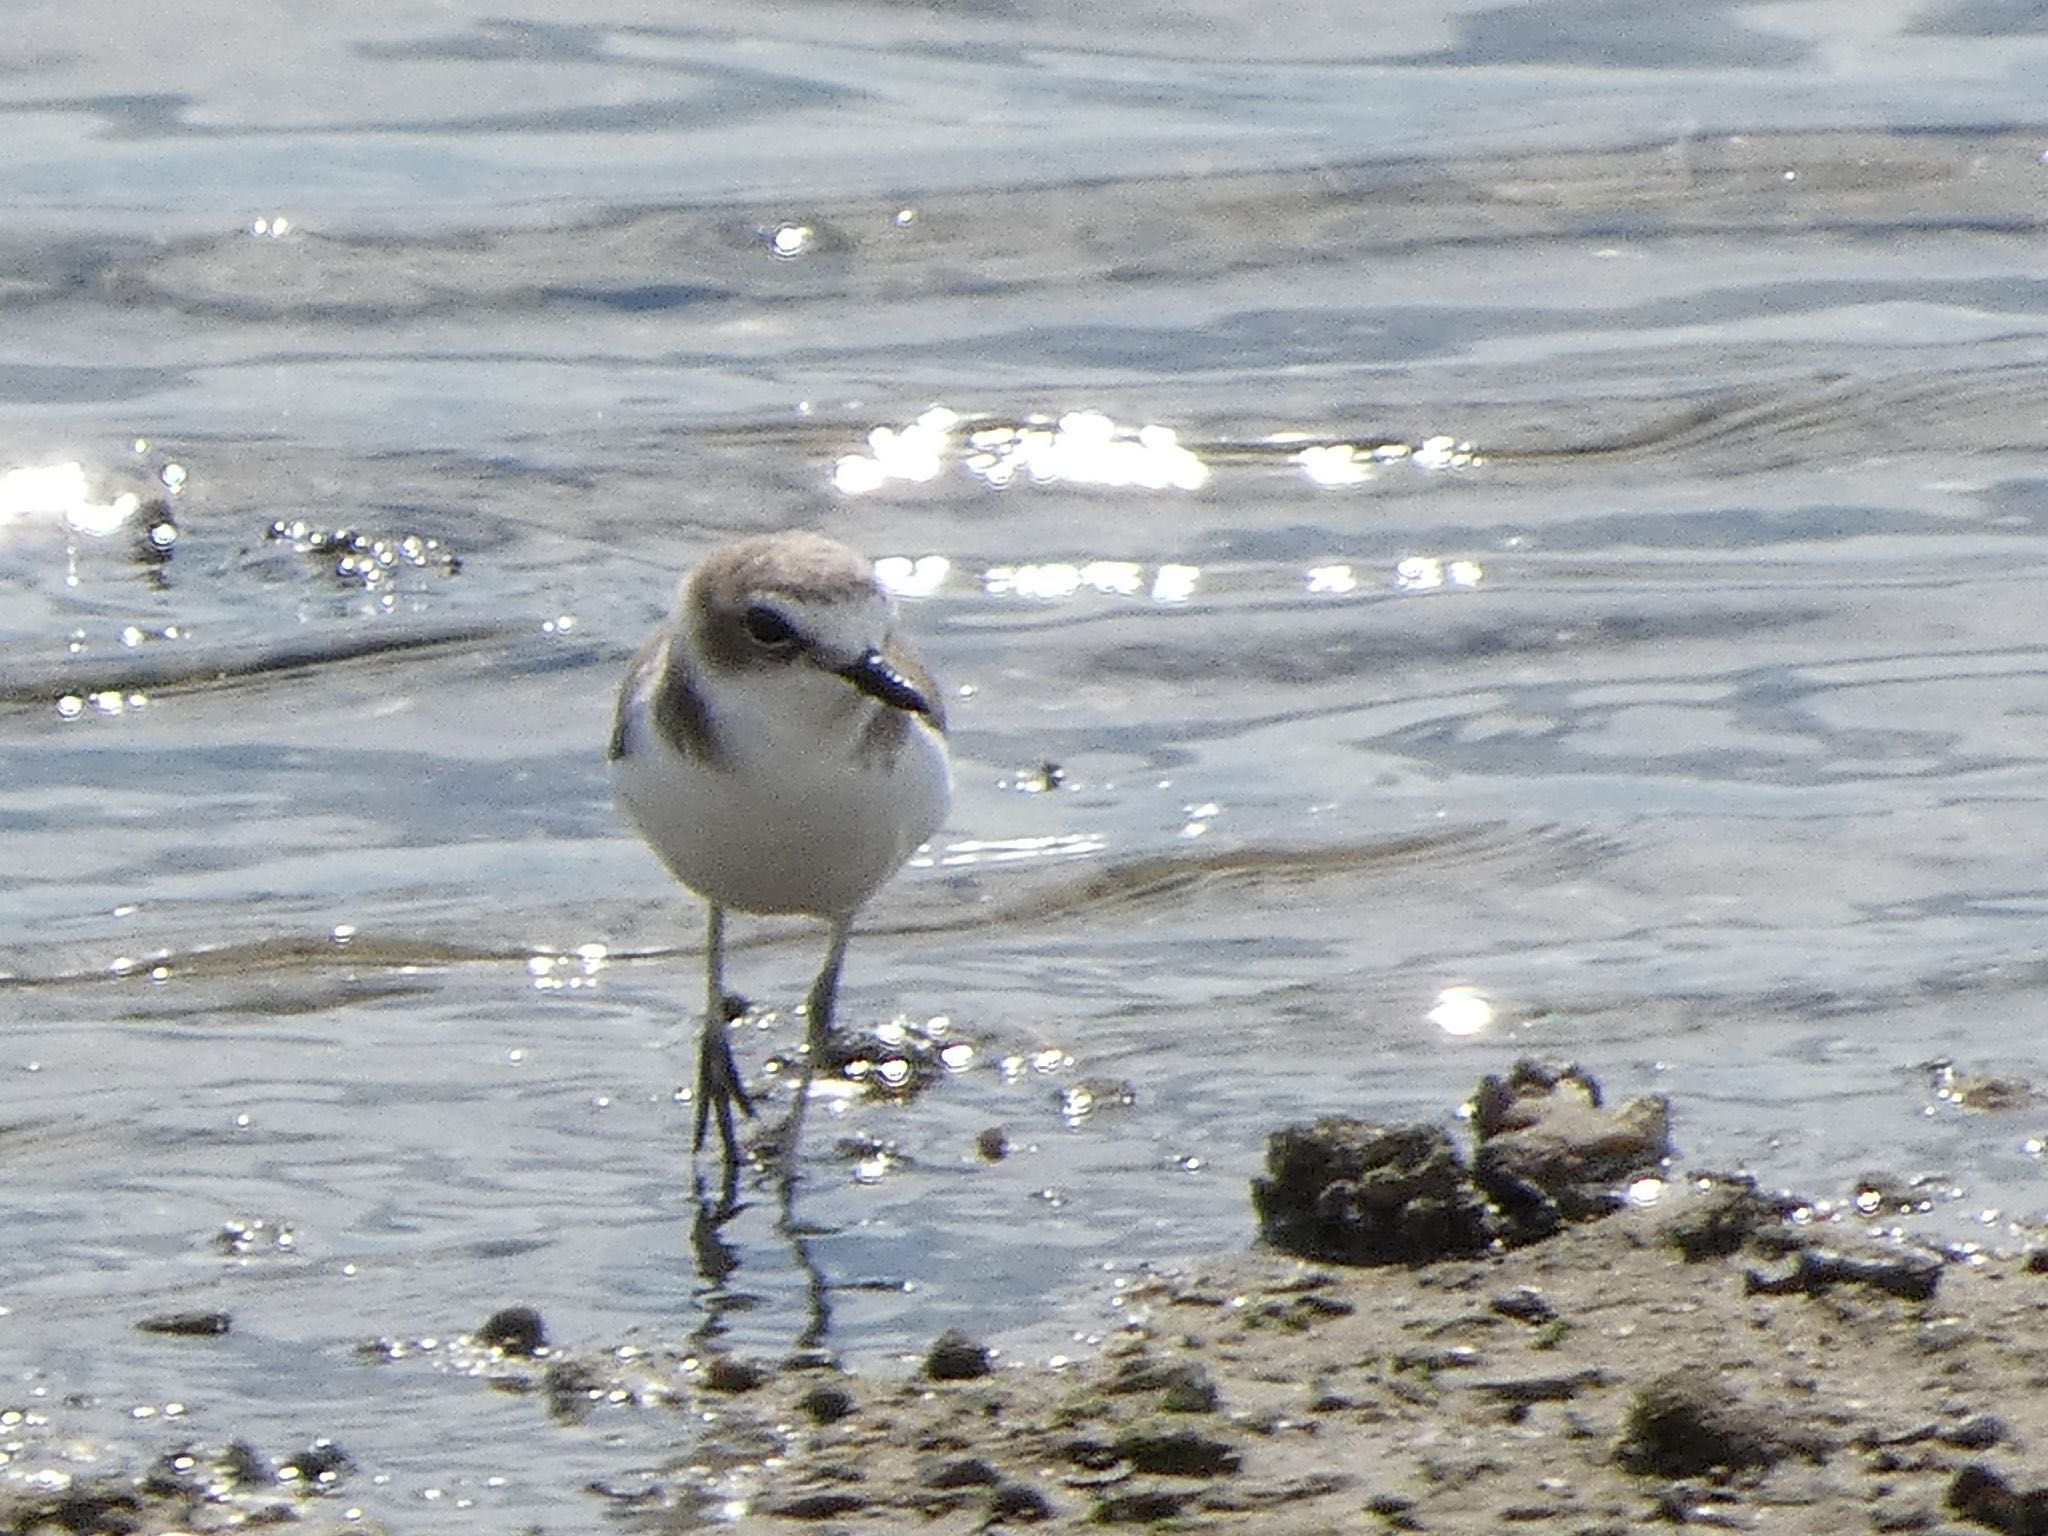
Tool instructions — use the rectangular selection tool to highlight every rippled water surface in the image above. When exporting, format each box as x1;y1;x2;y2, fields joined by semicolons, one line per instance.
7;0;2048;1525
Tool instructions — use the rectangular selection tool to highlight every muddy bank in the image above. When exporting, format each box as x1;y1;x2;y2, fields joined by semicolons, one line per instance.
538;1062;2048;1532
18;1063;2048;1534
563;1195;2046;1533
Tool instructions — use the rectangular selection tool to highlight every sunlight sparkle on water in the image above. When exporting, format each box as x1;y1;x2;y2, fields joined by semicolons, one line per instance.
1294;444;1377;486
1306;564;1359;594
832;406;958;495
55;690;146;721
1409;435;1478;470
1395;556;1484;592
937;833;1107;868
527;946;608;991
985;559;1198;602
1428;986;1494;1037
1291;434;1478;485
0;462;141;539
966;411;1208;490
873;554;951;597
1151;564;1199;603
835;406;1208;494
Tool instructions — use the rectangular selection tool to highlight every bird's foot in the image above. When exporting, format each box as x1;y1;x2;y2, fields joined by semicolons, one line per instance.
692;1020;758;1173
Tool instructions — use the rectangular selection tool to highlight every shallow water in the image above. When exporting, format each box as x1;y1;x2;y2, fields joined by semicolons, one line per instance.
6;1;2048;1525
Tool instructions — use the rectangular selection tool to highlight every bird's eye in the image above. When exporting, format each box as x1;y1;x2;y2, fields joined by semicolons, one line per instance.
744;605;797;648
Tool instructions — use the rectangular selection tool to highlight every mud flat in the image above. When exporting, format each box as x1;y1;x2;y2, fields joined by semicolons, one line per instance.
623;1198;2048;1534
15;1063;2048;1535
570;1063;2048;1533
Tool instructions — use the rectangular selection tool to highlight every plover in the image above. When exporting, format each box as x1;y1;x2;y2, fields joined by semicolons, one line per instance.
609;531;951;1175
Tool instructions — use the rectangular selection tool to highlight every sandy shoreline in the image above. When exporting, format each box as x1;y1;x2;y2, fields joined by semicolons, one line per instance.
597;1191;2045;1533
13;1073;2048;1535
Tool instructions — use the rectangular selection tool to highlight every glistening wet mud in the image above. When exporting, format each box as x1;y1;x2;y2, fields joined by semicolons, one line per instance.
11;1066;2042;1534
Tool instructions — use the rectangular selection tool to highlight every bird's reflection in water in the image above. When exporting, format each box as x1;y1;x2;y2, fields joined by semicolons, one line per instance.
687;1161;835;1358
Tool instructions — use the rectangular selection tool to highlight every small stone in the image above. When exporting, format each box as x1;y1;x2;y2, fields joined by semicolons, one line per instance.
800;1381;856;1423
1947;1072;2034;1112
1252;1118;1495;1264
1619;1372;1802;1475
1944;1414;2010;1450
1659;1176;1790;1260
135;1310;231;1337
1367;1490;1424;1530
1105;1356;1220;1412
703;1355;769;1393
1471;1059;1673;1239
140;1448;204;1499
1474;1370;1603;1405
767;1490;870;1518
924;1328;993;1381
1490;1286;1556;1324
1161;1370;1222;1414
221;1440;271;1487
1092;1488;1195;1523
989;1481;1055;1522
278;1439;353;1487
474;1305;547;1357
1114;1423;1242;1477
922;1456;1000;1489
542;1358;608;1421
20;1491;140;1532
1948;1462;2048;1533
1743;1245;1943;1303
1869;1490;1940;1532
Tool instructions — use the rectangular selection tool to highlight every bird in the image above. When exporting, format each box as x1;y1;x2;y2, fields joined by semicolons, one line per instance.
608;531;951;1181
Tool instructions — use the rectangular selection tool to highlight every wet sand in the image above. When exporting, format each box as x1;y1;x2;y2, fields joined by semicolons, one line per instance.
23;1080;2048;1535
601;1195;2044;1533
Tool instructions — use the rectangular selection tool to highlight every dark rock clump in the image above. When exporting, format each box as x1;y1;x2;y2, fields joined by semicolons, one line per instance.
1252;1119;1495;1264
1255;1058;1671;1264
1471;1059;1672;1240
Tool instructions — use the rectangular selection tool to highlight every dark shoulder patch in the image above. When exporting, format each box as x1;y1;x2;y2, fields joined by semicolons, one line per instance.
653;645;722;767
611;631;723;767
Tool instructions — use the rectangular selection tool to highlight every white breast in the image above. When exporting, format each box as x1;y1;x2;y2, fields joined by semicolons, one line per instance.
613;656;950;919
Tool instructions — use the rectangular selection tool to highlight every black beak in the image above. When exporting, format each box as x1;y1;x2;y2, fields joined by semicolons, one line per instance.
837;647;934;717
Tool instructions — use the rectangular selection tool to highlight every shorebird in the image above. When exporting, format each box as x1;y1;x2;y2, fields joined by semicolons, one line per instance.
609;531;950;1178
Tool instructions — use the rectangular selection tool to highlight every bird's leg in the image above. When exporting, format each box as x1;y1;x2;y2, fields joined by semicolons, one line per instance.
803;916;854;1056
775;916;854;1171
693;904;756;1172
